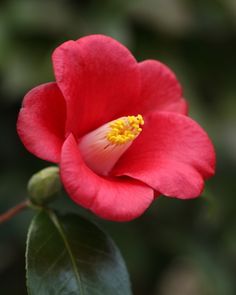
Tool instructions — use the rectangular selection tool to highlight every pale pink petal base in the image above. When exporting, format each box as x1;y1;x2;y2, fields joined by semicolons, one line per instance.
60;134;154;221
78;118;141;176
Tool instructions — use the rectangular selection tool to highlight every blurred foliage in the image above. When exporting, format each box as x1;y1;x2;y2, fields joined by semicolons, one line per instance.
0;0;236;294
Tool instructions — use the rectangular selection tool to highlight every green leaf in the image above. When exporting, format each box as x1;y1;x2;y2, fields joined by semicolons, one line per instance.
26;210;132;295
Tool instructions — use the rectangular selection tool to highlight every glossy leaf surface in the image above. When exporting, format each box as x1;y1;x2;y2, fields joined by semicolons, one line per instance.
26;210;132;295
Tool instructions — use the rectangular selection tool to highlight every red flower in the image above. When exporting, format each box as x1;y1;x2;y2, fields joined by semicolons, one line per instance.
17;35;215;221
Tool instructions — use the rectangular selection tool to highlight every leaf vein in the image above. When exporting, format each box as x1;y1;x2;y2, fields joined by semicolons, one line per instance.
48;210;84;295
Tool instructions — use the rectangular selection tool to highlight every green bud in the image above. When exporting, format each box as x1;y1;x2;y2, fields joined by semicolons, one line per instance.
27;166;61;206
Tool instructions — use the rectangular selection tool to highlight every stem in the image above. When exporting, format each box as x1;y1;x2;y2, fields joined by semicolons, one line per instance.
0;199;30;224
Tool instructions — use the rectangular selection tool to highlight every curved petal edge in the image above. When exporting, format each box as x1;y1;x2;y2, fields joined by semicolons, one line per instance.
60;134;154;221
17;82;66;163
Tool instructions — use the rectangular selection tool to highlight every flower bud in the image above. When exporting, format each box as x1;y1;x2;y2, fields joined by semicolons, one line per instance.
27;166;61;205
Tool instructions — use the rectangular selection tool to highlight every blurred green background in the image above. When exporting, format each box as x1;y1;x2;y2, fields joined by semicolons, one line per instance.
0;0;236;294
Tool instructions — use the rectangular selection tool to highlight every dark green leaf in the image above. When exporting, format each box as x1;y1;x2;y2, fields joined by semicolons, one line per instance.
26;210;132;295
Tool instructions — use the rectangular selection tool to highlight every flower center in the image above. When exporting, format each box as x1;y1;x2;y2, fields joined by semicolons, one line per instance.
106;115;144;145
78;114;144;176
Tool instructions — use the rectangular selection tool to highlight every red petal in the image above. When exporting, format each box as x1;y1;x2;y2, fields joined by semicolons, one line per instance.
132;60;188;116
112;112;216;199
17;82;66;163
52;35;140;138
60;134;154;221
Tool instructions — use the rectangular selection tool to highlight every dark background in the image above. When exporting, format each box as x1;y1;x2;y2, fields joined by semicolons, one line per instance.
0;0;236;294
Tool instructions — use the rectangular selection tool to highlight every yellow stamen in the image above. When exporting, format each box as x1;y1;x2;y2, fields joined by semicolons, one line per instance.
106;114;144;145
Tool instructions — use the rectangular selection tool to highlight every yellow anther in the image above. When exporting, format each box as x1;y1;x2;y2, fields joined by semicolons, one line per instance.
106;114;144;145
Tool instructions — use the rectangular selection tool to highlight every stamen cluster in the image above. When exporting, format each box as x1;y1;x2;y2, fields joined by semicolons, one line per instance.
106;115;144;145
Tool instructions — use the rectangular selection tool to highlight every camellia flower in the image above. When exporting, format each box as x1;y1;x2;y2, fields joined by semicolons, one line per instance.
17;35;215;221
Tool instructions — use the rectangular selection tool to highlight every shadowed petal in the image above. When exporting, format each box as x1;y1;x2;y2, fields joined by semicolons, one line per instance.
133;60;188;116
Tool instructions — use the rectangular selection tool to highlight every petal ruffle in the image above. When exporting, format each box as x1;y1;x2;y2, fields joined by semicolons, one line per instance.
17;82;66;163
52;34;140;138
60;134;154;221
112;112;215;199
133;60;188;116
